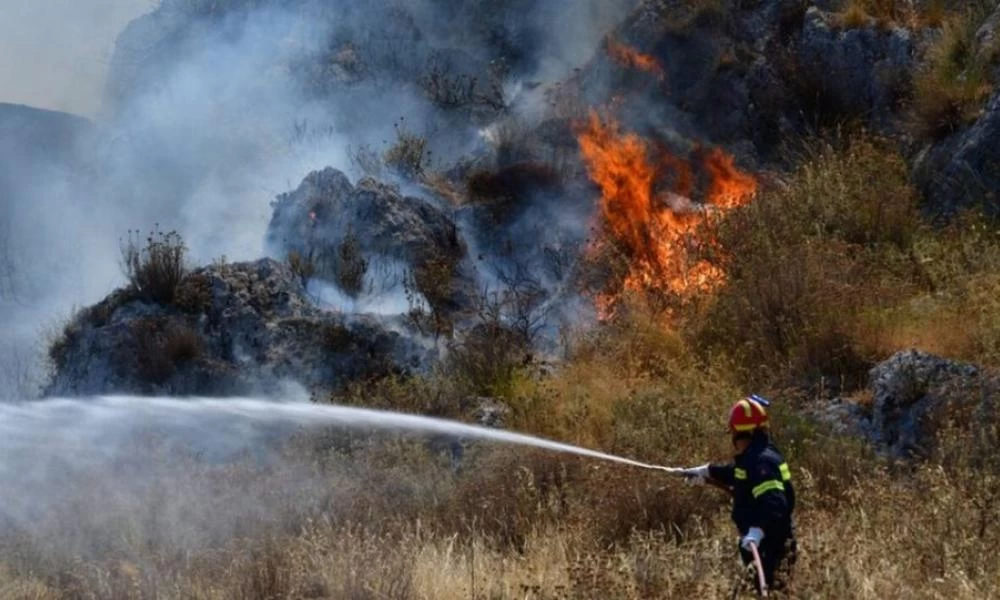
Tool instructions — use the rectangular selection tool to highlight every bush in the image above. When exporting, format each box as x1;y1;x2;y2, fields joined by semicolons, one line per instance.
130;318;203;386
174;272;214;314
690;135;923;390
383;121;429;178
417;53;509;112
446;280;547;398
120;226;188;305
286;249;316;286
911;2;999;140
332;232;368;297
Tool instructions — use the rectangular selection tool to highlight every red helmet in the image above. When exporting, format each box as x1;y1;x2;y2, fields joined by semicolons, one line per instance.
728;396;769;434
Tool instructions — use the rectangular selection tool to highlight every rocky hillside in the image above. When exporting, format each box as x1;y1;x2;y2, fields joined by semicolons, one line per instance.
45;0;1000;401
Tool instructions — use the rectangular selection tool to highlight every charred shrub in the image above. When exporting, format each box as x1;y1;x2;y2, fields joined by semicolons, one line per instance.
466;162;562;222
321;322;355;354
447;280;546;397
332;232;368;297
174;272;214;314
120;227;188;305
286;249;317;286
47;321;81;373
412;252;458;316
383;121;429;178
418;52;509;112
130;318;204;386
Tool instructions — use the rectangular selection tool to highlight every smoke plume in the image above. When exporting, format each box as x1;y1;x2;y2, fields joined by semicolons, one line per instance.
0;0;638;400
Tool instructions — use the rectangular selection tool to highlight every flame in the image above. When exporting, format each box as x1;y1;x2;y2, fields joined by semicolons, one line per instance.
577;111;757;318
606;38;664;81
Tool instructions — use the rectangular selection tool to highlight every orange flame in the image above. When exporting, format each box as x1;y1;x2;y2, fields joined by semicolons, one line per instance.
606;38;665;81
577;111;756;318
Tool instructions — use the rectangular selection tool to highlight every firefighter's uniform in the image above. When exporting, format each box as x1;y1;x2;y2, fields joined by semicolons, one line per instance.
710;430;796;591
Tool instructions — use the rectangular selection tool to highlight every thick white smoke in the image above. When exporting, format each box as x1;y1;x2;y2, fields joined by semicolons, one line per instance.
0;0;639;400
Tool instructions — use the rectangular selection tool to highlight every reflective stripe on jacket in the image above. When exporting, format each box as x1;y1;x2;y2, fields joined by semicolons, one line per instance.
709;432;795;536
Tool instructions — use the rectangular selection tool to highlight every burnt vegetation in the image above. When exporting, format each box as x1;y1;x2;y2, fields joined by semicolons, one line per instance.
129;317;204;387
120;226;188;305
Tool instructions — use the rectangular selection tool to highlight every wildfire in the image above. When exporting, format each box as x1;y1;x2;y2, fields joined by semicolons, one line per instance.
576;111;757;317
606;38;664;81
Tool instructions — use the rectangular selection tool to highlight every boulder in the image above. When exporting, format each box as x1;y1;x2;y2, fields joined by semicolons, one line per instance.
45;258;433;398
867;350;983;458
810;350;997;459
793;8;915;127
266;168;470;315
914;89;1000;216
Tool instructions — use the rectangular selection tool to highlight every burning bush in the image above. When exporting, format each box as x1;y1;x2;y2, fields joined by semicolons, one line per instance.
576;110;756;318
605;37;664;81
120;226;188;305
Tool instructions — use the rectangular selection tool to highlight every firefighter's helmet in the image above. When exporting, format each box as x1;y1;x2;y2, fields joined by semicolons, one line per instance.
727;396;769;434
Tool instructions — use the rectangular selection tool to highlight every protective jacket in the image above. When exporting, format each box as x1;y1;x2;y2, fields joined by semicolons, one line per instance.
708;431;795;537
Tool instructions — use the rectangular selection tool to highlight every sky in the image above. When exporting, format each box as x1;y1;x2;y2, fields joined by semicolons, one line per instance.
0;0;152;116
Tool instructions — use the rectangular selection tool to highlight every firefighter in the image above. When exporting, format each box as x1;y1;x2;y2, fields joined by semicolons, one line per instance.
679;395;797;594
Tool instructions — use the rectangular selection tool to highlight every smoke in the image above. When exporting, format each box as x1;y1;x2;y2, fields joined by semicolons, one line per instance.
0;0;639;400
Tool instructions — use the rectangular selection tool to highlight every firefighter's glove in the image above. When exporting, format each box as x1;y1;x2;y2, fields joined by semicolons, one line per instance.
681;464;710;486
740;527;765;551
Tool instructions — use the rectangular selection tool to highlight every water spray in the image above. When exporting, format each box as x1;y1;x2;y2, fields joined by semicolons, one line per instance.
0;396;685;474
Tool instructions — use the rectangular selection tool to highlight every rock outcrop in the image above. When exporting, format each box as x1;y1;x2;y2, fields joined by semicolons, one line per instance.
812;350;997;459
566;2;926;164
265;167;471;315
793;8;915;127
45;258;434;397
914;89;1000;216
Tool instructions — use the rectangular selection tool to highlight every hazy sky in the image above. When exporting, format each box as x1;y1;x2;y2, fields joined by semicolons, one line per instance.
0;0;153;116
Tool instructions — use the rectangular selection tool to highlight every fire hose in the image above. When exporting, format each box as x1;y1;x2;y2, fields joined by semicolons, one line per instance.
655;466;768;598
748;541;768;598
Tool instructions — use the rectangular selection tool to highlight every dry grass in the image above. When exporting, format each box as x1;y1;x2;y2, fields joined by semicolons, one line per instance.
2;378;998;599
837;0;958;30
911;1;999;140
